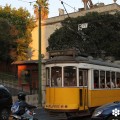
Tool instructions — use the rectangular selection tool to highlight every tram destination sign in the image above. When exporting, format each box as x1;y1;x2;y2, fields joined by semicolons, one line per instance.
49;49;78;57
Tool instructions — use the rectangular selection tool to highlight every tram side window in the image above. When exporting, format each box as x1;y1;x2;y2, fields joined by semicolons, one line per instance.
46;67;50;86
100;71;105;88
51;67;62;87
94;70;99;88
111;72;115;88
106;71;110;88
64;66;77;86
116;72;120;88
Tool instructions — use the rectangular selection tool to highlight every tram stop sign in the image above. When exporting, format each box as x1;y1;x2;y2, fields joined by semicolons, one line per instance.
78;23;88;31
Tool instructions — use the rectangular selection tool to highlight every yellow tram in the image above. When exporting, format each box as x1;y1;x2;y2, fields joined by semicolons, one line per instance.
44;50;120;118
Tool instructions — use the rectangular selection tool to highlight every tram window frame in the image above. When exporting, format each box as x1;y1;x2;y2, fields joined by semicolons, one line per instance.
51;66;62;87
46;67;50;86
64;66;77;87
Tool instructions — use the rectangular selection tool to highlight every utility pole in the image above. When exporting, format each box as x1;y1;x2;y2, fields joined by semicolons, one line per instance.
38;2;42;107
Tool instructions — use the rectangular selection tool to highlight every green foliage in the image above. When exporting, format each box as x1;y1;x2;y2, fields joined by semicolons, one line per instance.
0;18;11;60
35;0;49;19
36;0;49;10
0;5;35;61
47;12;120;59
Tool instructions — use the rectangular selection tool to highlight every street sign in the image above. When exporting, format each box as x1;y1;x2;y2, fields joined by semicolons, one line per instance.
78;23;88;31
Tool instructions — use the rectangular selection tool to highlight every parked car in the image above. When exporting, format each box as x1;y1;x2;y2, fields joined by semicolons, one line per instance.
91;101;120;120
0;85;12;120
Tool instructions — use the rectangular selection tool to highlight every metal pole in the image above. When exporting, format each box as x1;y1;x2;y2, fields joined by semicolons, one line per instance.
38;4;42;106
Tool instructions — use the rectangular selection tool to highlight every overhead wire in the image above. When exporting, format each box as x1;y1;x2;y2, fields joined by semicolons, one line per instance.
18;0;36;5
59;0;77;12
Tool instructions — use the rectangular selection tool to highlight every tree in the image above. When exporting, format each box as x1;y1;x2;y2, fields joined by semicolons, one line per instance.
34;0;49;20
47;12;120;59
0;18;11;61
0;5;35;61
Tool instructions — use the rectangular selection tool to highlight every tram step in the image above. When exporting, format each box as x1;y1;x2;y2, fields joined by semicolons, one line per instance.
67;110;91;119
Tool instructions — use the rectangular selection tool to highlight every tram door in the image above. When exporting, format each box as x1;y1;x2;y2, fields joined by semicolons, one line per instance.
79;69;88;110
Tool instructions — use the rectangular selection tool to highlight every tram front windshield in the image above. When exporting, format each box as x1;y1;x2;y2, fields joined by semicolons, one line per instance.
46;66;77;87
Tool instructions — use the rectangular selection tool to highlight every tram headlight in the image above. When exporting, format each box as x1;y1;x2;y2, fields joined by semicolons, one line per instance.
92;109;103;117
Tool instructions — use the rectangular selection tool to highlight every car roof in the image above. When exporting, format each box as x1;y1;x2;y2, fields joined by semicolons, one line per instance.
0;85;5;88
0;85;10;92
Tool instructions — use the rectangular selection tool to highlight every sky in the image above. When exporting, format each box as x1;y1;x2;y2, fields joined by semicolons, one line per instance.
0;0;120;18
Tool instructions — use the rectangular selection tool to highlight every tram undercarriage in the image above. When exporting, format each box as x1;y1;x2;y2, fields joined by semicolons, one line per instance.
45;108;94;120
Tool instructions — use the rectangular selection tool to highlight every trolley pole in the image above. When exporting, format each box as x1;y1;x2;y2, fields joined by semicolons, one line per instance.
38;4;42;107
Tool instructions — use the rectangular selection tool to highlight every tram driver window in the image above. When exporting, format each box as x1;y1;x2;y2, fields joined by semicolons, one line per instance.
51;67;62;87
64;66;77;86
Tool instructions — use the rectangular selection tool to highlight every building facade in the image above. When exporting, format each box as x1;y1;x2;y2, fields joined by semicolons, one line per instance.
31;3;120;60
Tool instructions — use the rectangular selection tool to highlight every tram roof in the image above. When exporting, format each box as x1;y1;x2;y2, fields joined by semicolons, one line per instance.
46;56;120;68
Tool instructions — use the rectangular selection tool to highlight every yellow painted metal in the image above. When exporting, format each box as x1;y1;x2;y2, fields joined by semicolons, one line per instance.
88;89;120;107
45;87;120;111
45;87;80;110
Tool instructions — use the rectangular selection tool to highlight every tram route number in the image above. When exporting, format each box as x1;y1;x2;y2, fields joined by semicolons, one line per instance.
48;105;61;108
47;104;67;108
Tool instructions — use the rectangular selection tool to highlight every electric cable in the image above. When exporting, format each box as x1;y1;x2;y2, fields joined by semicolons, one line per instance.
59;0;77;12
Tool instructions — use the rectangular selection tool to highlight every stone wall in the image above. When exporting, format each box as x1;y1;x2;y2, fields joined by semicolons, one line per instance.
12;94;38;106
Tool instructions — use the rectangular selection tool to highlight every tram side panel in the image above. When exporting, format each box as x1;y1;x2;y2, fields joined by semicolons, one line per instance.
88;89;120;107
